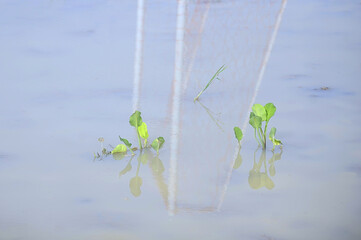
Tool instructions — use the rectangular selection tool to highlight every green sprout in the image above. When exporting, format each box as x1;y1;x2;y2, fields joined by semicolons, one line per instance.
151;137;165;155
119;136;135;155
138;122;149;148
269;127;283;151
233;127;243;146
129;111;143;149
249;103;282;150
194;65;226;102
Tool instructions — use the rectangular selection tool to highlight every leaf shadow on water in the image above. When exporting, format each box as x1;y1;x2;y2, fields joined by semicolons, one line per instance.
195;100;225;132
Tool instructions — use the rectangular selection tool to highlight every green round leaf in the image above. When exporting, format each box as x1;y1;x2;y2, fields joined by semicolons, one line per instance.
138;122;149;140
112;144;127;154
233;127;243;142
252;104;267;121
264;103;276;121
249;115;262;129
129;111;143;127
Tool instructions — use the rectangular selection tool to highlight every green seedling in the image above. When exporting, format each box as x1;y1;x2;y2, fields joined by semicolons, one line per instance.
129;111;143;149
233;127;243;145
269;127;283;151
138;122;149;148
249;103;281;150
194;65;226;102
151;137;165;155
119;136;135;155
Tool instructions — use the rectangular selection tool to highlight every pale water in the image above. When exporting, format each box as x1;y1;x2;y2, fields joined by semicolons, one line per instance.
0;0;360;239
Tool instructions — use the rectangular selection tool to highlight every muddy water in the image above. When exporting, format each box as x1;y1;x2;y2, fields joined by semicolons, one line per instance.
0;0;360;240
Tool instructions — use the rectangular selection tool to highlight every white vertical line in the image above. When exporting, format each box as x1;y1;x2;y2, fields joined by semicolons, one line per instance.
168;0;187;216
132;0;146;112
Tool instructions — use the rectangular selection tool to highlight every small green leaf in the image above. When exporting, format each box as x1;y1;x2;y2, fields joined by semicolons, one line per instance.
112;144;127;153
252;104;267;121
249;115;262;129
138;122;149;140
129;176;143;197
151;137;165;153
264;103;276;121
157;137;165;149
119;137;132;148
129;111;143;128
269;127;276;140
233;127;243;143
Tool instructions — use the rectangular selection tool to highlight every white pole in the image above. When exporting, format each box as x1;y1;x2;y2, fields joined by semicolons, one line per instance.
168;0;187;216
132;0;146;112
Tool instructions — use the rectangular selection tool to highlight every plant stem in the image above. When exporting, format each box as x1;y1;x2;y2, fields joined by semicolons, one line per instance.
136;129;142;150
264;121;269;146
258;128;266;149
254;128;261;146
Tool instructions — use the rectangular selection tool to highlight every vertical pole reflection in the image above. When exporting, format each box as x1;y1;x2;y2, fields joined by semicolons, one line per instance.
168;0;187;216
132;0;146;112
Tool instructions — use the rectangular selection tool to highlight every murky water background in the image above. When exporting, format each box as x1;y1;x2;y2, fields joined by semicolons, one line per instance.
0;0;360;239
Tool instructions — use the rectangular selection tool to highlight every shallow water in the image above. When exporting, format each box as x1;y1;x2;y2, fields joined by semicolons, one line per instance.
0;0;361;239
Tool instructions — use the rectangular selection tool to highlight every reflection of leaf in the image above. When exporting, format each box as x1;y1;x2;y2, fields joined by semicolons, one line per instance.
269;164;276;177
129;176;142;197
233;147;243;170
112;152;126;160
150;156;165;175
140;149;153;165
233;154;243;170
252;104;266;121
112;144;127;153
119;163;132;176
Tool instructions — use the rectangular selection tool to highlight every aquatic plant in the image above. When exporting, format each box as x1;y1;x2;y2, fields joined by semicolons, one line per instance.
93;111;165;160
151;137;165;155
248;103;282;150
129;111;144;149
119;136;135;155
194;65;226;102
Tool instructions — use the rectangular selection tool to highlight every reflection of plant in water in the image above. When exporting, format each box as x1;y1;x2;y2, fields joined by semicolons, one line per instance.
248;148;283;190
196;100;224;132
233;145;243;170
116;149;165;198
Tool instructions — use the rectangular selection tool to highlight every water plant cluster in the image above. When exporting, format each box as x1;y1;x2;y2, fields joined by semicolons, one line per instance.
234;103;282;151
94;111;165;160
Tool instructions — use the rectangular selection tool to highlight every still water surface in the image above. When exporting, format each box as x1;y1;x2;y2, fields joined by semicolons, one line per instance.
0;0;360;239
